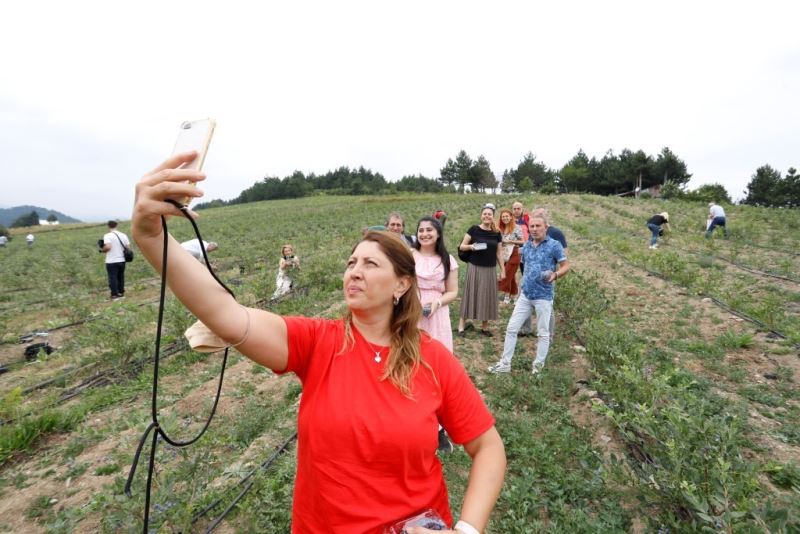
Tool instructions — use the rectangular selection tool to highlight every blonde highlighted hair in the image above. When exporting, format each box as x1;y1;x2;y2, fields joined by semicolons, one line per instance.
340;230;433;396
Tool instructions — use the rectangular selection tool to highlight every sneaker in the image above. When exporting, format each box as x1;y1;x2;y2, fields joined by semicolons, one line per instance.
488;362;511;373
437;429;454;454
531;364;544;376
502;295;511;304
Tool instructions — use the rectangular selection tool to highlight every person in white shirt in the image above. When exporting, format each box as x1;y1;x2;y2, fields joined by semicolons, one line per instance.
180;239;218;261
0;235;7;247
100;220;130;299
706;203;729;238
26;233;35;246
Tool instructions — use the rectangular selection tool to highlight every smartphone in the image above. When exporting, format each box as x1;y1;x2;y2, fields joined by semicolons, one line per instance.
170;119;216;204
386;509;447;533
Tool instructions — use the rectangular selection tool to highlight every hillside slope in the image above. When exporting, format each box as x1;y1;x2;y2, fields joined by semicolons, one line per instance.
0;193;798;533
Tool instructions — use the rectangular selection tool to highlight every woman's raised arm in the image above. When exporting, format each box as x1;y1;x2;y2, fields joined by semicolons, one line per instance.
132;152;289;371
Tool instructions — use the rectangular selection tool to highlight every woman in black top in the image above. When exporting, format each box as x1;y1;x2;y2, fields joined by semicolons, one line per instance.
457;205;505;336
646;212;671;249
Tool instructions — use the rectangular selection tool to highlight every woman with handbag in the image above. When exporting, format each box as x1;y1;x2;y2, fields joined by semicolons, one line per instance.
101;220;132;300
457;204;505;337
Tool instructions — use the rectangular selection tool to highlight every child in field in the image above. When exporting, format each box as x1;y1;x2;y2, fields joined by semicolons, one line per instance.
272;244;300;299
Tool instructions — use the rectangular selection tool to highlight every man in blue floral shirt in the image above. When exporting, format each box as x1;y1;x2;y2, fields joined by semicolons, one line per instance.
488;215;570;376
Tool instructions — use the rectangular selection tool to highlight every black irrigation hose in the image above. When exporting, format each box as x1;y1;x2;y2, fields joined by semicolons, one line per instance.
710;254;800;284
191;431;298;533
607;223;799;285
735;239;800;257
607;243;800;349
254;285;309;307
1;297;162;347
0;343;186;427
0;286;35;294
125;201;236;534
566;215;799;346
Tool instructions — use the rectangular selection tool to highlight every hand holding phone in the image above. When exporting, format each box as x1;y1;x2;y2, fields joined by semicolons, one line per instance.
170;119;216;205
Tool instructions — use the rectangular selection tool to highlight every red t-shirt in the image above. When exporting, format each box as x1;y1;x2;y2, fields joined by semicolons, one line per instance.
278;316;495;533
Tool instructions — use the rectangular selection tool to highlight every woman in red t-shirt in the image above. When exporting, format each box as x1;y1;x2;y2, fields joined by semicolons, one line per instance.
131;152;507;534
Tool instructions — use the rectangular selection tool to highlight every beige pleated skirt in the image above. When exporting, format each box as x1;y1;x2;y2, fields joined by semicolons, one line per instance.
459;263;498;321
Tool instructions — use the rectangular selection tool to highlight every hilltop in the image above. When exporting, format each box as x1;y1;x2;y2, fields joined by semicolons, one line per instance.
0;205;81;227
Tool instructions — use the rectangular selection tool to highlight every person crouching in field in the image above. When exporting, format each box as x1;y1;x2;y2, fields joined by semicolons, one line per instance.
181;238;218;261
706;202;729;239
272;244;300;299
131;151;506;533
646;212;671;249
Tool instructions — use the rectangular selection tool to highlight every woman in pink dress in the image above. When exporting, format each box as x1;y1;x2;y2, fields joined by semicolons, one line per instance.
412;217;459;352
413;216;460;453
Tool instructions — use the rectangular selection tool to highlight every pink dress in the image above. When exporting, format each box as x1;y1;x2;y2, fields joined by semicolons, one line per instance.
413;250;458;352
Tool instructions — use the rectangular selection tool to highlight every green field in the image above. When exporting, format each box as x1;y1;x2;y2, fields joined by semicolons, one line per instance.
1;194;799;533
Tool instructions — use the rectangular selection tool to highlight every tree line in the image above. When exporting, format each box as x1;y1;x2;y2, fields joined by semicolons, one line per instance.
196;167;447;209
8;210;58;228
195;147;797;209
741;165;799;208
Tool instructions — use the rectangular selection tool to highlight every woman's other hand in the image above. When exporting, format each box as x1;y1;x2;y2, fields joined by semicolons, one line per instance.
405;529;460;534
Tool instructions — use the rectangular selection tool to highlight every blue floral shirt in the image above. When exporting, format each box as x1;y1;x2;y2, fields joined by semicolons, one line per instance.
520;236;566;301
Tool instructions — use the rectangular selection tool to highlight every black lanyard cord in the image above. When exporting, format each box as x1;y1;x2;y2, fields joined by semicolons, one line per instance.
125;200;235;533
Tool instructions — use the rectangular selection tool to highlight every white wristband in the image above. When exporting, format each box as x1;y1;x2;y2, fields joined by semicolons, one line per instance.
454;520;480;534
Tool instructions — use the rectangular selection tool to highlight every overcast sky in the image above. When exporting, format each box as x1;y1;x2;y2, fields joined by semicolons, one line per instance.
2;1;798;221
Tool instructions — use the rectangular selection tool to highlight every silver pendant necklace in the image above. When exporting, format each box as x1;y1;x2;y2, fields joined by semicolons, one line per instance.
364;339;385;363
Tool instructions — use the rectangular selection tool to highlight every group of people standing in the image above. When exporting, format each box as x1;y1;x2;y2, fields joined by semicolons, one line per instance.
382;203;571;379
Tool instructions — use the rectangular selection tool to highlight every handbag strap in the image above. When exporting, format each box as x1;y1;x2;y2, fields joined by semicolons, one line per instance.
113;231;129;251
